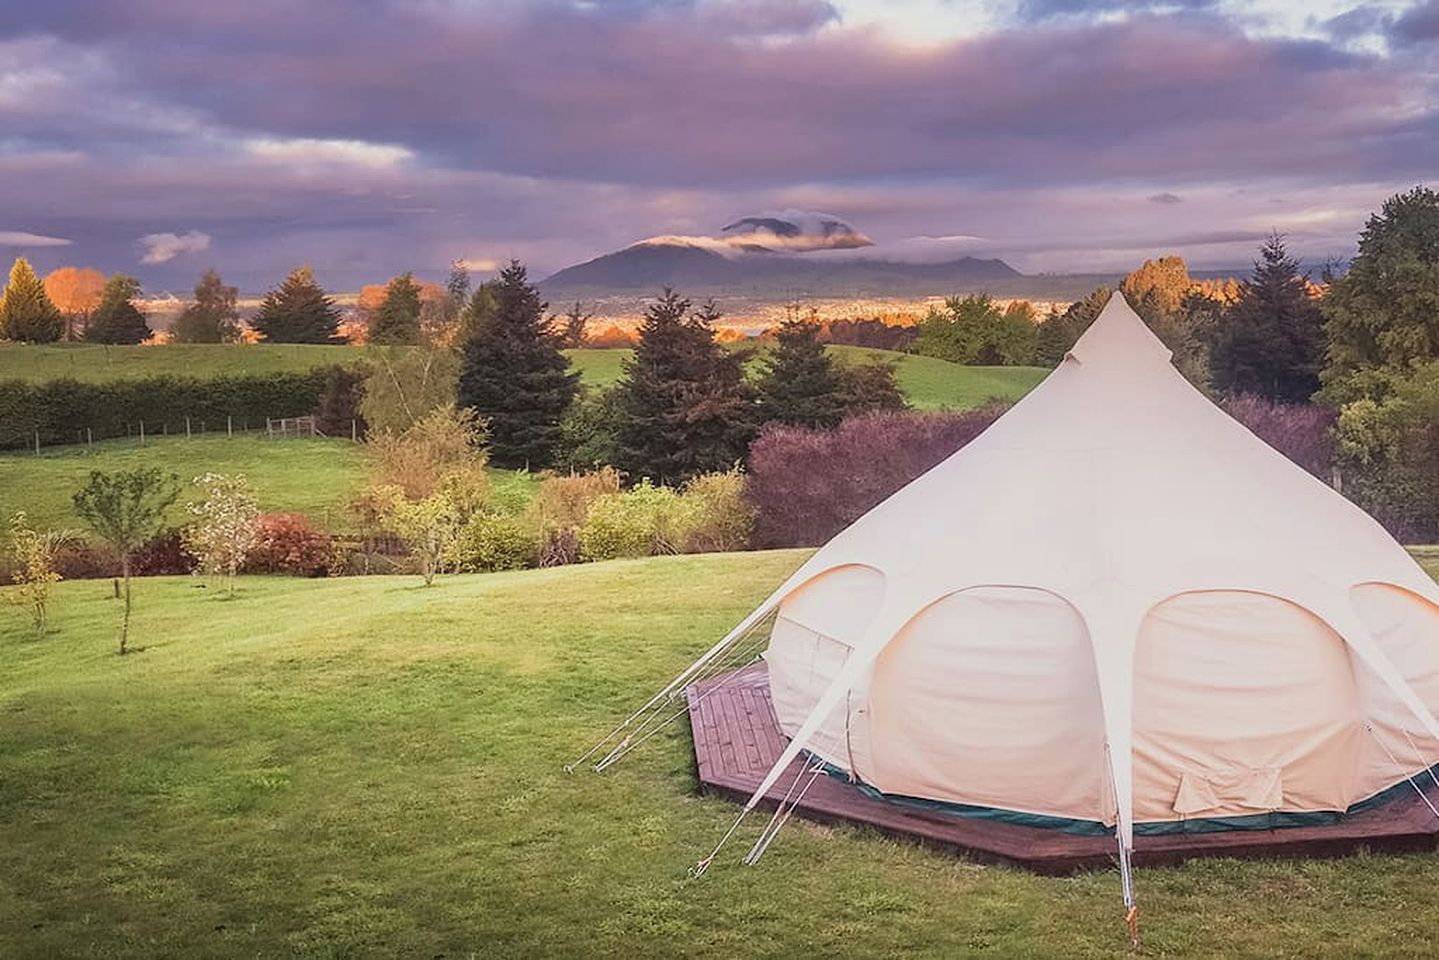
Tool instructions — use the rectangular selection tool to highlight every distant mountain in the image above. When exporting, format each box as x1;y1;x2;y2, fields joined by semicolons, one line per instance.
539;240;1029;299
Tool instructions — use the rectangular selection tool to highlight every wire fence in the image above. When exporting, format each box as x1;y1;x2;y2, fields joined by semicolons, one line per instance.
14;416;364;455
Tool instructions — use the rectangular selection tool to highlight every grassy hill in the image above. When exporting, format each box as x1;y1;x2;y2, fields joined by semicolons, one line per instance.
4;343;1046;412
4;552;1439;957
566;345;1046;410
0;435;537;531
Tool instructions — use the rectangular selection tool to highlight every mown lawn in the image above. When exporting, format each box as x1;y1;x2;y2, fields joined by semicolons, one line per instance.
4;552;1439;957
565;344;1045;410
0;343;369;383
0;435;537;531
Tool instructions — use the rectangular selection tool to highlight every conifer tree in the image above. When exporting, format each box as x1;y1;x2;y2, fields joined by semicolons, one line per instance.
173;269;239;343
558;301;593;349
1210;235;1324;402
369;272;423;345
251;266;343;343
84;274;150;344
756;317;845;427
0;256;64;342
457;260;579;468
614;290;756;484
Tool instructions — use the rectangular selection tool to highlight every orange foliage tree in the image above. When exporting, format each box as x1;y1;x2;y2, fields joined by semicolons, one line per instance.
43;266;106;338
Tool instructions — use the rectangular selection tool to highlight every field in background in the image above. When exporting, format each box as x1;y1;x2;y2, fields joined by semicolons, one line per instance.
2;343;1048;412
5;551;1439;957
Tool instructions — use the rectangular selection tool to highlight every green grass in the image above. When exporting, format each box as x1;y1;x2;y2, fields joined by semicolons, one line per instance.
3;343;1045;412
0;435;368;531
5;552;1439;957
0;434;539;532
0;343;369;383
566;345;1046;410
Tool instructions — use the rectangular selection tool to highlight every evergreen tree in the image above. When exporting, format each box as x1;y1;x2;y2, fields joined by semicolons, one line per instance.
173;269;239;343
446;259;471;309
252;266;342;343
85;274;151;344
1209;236;1323;402
369;272;423;345
756;317;845;427
457;260;579;469
1322;186;1439;403
0;256;64;342
614;290;756;484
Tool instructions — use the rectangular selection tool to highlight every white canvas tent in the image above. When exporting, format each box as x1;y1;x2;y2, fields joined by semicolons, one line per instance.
574;292;1439;925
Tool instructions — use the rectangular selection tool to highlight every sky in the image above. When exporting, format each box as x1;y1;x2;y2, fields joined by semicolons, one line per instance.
0;0;1436;292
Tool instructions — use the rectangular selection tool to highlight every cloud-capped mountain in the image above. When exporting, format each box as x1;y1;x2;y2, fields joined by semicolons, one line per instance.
540;211;1026;298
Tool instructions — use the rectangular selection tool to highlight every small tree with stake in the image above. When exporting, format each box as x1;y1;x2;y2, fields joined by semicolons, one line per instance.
73;467;180;655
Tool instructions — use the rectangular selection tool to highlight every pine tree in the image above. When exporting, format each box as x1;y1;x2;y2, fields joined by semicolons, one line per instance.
614;291;756;484
1210;235;1324;402
457;260;580;468
85;274;151;344
369;272;423;345
1032;286;1110;366
252;266;342;343
173;269;239;343
756;317;845;427
0;256;64;342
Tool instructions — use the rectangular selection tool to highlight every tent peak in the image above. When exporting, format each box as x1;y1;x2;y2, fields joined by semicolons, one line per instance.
1066;292;1173;366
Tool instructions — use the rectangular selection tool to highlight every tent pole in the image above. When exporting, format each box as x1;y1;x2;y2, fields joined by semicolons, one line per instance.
1117;835;1139;949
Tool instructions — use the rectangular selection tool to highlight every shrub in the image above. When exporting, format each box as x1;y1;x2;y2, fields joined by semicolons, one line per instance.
678;468;754;553
366;405;488;500
131;530;198;577
315;364;368;439
746;406;1008;548
245;514;332;577
1219;394;1336;480
450;513;542;573
578;480;686;561
2;512;71;633
530;467;623;531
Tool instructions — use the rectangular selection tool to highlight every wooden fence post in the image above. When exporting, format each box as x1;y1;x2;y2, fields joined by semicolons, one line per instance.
139;420;145;446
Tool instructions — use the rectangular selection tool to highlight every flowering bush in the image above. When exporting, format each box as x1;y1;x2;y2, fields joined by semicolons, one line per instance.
1220;394;1336;479
183;473;261;595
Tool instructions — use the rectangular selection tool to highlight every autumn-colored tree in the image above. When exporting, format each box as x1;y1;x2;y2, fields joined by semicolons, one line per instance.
369;272;423;345
85;274;151;344
1121;255;1192;316
360;347;460;436
0;256;64;342
173;269;240;343
43;266;106;339
252;266;343;343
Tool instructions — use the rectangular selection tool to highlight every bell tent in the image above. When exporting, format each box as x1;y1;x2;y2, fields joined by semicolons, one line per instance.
574;292;1439;927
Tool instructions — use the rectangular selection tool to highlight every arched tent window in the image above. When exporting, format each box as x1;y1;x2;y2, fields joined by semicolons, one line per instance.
1132;591;1364;824
766;564;886;770
864;585;1108;823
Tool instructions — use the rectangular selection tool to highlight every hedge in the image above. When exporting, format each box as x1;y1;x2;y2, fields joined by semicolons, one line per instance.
0;369;334;449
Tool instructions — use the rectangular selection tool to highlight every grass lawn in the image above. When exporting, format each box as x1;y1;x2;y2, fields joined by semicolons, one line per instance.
0;343;370;384
0;435;539;532
5;551;1439;957
565;344;1046;410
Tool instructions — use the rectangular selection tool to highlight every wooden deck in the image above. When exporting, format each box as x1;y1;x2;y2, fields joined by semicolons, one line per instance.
685;663;1439;874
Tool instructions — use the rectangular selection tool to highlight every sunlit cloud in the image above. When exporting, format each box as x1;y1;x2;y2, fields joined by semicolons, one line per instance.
243;137;414;169
138;230;211;264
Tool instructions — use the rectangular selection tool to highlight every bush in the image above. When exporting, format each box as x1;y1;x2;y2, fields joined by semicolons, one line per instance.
131;530;198;577
0;370;332;449
578;480;686;561
530;467;622;531
746;407;1007;548
315;364;369;439
245;514;332;577
1220;394;1336;480
450;513;542;573
678;468;754;553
